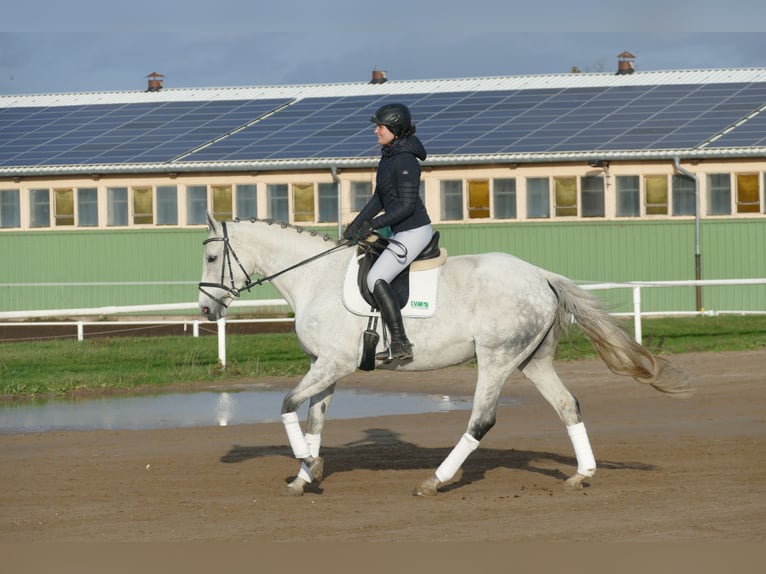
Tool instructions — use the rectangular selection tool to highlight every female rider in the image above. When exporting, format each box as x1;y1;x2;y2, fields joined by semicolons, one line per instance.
343;103;433;362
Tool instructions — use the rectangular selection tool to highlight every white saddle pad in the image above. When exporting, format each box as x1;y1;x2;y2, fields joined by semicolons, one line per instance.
342;251;445;318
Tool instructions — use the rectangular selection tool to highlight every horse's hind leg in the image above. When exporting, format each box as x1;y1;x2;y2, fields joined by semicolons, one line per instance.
284;384;336;496
520;338;596;489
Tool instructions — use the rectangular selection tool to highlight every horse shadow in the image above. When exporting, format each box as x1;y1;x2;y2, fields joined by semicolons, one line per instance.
220;428;657;494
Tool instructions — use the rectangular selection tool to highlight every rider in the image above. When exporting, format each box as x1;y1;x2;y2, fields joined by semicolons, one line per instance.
343;103;433;362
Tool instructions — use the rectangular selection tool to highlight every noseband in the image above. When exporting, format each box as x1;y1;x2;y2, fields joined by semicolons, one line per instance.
198;221;254;309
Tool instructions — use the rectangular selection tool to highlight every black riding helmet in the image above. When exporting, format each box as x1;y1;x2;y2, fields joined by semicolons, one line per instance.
370;103;414;138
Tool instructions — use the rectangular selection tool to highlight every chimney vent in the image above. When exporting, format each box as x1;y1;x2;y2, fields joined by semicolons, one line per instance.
616;51;635;75
146;72;165;92
370;69;388;84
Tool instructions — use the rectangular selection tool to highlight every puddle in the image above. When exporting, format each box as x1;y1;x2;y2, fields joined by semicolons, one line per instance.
0;389;519;434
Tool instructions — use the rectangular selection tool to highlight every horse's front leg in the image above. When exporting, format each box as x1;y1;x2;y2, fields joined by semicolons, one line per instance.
283;383;336;496
415;350;513;496
279;352;356;496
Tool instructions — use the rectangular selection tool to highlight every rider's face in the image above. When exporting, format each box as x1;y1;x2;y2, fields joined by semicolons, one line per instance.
375;124;396;146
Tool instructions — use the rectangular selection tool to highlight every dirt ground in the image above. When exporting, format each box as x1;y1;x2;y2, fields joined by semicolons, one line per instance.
1;349;764;544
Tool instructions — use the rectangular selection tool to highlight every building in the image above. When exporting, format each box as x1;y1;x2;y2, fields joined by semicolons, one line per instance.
1;58;765;315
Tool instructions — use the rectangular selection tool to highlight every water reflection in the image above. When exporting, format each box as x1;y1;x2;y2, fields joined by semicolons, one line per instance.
0;389;519;434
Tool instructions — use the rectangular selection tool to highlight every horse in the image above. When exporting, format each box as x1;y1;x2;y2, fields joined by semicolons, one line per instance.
198;213;692;496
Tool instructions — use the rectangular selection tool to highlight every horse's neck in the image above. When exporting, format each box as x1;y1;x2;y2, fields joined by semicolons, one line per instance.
235;222;344;303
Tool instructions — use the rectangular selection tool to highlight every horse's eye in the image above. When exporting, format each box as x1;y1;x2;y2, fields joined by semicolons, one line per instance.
207;255;217;263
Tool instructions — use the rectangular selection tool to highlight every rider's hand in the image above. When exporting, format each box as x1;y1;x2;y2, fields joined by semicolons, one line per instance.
343;220;374;242
357;221;374;240
342;220;360;241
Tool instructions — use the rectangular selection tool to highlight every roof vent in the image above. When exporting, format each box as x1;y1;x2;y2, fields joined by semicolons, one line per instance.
616;51;635;75
146;72;165;92
370;69;388;84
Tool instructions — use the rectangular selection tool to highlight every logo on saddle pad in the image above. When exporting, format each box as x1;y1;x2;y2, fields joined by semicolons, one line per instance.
342;253;444;318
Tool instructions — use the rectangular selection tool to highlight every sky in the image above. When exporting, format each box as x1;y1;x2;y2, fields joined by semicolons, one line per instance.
2;1;766;96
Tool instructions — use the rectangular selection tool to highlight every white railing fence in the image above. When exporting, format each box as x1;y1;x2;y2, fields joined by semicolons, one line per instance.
581;278;766;344
1;280;764;367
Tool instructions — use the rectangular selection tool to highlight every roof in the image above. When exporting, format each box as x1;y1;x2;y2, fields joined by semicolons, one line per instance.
2;67;766;177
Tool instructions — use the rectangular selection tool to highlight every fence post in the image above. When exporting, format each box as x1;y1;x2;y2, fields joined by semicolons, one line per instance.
77;321;84;341
632;286;642;344
217;317;227;367
192;320;199;337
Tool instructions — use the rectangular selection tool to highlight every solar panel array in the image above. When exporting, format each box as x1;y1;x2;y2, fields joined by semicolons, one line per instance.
0;99;290;167
2;80;766;169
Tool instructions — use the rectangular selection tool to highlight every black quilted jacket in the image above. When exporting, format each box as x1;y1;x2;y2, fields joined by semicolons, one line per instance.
355;135;431;233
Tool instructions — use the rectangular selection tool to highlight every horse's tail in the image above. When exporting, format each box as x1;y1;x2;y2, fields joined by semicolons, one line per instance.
545;272;693;397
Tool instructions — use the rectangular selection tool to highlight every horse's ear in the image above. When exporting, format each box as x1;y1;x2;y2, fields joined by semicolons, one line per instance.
206;212;219;233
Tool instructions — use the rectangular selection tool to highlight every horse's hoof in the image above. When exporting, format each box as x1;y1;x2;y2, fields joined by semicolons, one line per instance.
283;482;305;497
308;456;325;482
413;475;441;496
565;473;589;490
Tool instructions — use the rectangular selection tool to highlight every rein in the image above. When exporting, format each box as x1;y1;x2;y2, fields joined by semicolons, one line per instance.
198;220;353;309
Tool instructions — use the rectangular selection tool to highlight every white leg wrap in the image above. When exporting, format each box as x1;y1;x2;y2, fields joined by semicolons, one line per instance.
567;422;597;477
297;433;321;482
281;412;310;459
435;433;480;483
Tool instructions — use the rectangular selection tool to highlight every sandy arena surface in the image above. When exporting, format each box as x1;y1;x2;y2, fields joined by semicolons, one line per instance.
1;349;764;544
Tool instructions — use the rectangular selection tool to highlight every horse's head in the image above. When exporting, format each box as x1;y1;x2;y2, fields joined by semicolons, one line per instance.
198;213;254;321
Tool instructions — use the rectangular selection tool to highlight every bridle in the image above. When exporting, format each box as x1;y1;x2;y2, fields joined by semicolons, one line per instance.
198;220;353;310
198;221;254;309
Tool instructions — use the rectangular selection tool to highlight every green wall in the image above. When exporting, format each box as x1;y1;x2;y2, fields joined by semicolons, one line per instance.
434;219;766;314
1;220;764;315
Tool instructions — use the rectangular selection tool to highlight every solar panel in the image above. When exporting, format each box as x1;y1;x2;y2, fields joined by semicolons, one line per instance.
0;99;292;167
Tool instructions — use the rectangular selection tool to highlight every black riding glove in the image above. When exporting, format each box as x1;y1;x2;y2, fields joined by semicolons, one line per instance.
343;220;374;242
342;220;360;241
357;220;374;240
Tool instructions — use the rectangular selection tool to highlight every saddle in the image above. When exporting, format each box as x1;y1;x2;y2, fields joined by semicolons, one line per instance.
356;231;442;309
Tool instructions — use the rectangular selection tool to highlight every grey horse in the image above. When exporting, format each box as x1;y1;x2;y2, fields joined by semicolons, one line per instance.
199;214;691;496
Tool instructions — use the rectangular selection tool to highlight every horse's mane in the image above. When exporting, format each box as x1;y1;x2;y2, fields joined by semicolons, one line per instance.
232;217;337;243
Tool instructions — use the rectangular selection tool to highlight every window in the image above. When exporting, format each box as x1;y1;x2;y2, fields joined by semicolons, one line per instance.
107;187;128;226
78;188;98;226
53;188;75;226
467;180;490;219
493;178;516;219
736;173;759;213
645;176;668;215
526;177;549;218
133;186;153;225
293;183;314;222
235;184;257;220
440;180;463;221
30;188;50;227
0;189;20;228
267;183;288;221
350;181;371;212
707;174;731;215
580;175;604;217
318;182;338;223
554;177;577;217
212;185;232;220
672;174;696;216
615;176;640;217
186;185;208;224
156;186;178;225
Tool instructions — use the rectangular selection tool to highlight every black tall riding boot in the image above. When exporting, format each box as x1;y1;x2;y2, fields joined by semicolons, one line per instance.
372;279;413;361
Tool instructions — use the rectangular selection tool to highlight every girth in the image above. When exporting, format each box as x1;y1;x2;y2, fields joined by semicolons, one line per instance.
356;231;441;308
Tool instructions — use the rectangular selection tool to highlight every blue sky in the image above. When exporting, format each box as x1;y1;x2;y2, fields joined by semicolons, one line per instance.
2;1;766;95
